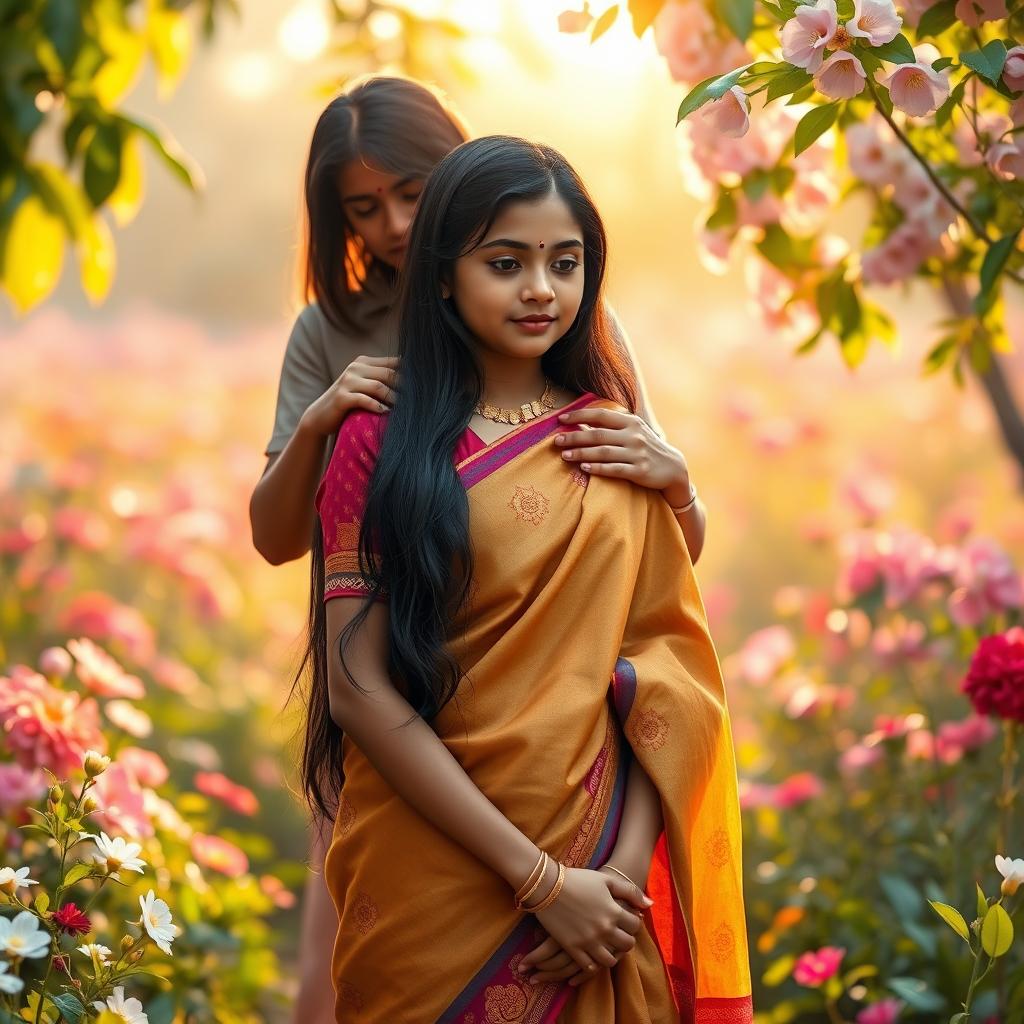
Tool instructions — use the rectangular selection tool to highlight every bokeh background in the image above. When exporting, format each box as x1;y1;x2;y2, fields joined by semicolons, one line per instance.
4;1;1024;1021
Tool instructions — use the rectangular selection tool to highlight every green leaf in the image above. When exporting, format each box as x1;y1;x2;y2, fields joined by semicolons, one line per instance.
50;994;85;1024
976;232;1019;314
916;0;956;37
888;977;948;1012
762;953;796;986
705;190;737;231
718;0;754;42
950;1014;969;1024
591;4;619;42
793;102;839;157
982;903;1014;957
935;78;967;128
755;223;816;270
676;63;752;123
928;899;971;942
83;120;122;207
871;33;916;64
34;892;50;915
962;39;1008;84
120;115;202;191
62;862;94;887
977;883;989;920
923;336;957;375
765;65;812;103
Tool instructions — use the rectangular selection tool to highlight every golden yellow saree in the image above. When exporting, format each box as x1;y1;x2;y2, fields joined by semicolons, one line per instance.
319;394;752;1022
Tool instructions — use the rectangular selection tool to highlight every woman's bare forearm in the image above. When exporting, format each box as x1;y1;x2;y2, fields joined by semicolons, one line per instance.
676;496;706;564
329;634;540;892
249;415;327;565
605;755;664;885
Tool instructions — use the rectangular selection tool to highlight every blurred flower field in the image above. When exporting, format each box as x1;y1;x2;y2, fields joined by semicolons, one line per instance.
2;304;1024;1021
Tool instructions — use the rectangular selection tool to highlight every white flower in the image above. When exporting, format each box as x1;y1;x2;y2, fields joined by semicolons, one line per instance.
846;0;902;47
138;889;176;955
0;960;23;994
92;986;149;1024
78;942;113;964
996;854;1024;894
0;910;51;958
0;866;39;896
92;832;147;878
83;749;111;777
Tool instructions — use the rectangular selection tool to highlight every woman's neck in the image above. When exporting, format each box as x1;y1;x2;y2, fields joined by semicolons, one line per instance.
477;356;547;409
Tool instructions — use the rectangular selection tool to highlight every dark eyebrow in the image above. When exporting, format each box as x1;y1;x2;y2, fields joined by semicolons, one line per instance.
479;238;583;251
342;176;420;205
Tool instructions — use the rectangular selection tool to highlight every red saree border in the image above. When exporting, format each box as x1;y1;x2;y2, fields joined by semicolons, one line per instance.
696;996;754;1022
455;392;598;491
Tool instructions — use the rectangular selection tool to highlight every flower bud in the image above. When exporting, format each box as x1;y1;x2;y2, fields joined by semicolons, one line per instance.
120;934;135;952
48;785;63;809
129;947;145;963
81;795;98;815
1002;877;1020;897
83;750;110;778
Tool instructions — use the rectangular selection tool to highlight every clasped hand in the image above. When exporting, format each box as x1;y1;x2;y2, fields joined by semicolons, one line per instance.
516;865;652;988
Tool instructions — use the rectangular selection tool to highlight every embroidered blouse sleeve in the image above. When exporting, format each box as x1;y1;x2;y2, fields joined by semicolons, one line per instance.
315;411;387;602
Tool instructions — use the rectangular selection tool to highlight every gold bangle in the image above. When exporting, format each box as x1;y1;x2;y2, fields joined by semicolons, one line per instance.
669;484;697;516
514;852;549;911
514;850;546;903
525;861;566;914
601;864;640;890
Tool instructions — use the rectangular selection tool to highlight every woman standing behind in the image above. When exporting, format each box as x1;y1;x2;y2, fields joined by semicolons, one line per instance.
250;77;708;1020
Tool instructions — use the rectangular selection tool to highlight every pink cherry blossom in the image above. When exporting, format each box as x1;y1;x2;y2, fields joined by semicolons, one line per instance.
774;772;825;808
696;226;733;275
67;638;145;699
986;140;1024;181
878;57;950;117
845;119;901;186
793;946;846;986
701;86;750;137
781;0;838;73
846;0;901;45
654;0;749;85
0;763;47;814
1003;45;1024;92
814;51;867;99
857;998;905;1024
953;111;1012;168
955;0;1006;26
0;666;106;776
190;833;249;878
948;537;1024;627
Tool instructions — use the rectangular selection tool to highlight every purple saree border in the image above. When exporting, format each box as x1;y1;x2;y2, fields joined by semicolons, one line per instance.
612;657;637;724
436;730;628;1024
456;392;598;491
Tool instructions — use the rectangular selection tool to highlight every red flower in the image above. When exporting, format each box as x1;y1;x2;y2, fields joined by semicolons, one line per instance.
962;627;1024;723
53;902;91;936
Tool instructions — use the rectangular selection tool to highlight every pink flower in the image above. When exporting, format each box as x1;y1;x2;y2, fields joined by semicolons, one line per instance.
781;0;838;72
936;715;997;762
38;647;72;678
774;772;825;808
846;0;901;45
194;771;259;816
841;469;894;523
871;619;927;665
1003;45;1024;92
58;592;155;664
260;874;297;909
52;508;111;552
190;833;249;878
878;54;950;117
736;625;795;685
67;638;145;699
962;628;1024;723
954;111;1012;168
654;0;750;85
53;903;92;937
838;528;954;607
857;998;905;1024
839;743;884;774
954;0;1006;26
0;763;47;814
738;780;777;809
90;763;153;839
793;946;846;986
814;51;867;99
986;140;1024;181
948;537;1023;627
0;667;106;776
700;86;750;137
105;700;152;739
117;747;169;788
148;656;200;695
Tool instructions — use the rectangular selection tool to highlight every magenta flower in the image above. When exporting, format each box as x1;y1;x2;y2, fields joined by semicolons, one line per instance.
793;945;846;986
948;537;1023;628
857;998;905;1024
773;772;825;809
962;628;1024;723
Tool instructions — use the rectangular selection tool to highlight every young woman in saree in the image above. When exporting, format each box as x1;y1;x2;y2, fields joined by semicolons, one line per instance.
300;134;752;1022
249;76;710;1020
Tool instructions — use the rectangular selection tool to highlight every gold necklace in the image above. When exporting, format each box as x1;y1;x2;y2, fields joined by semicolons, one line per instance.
474;378;558;425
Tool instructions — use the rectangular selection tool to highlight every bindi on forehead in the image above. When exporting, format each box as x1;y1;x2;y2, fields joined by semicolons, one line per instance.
539;242;545;249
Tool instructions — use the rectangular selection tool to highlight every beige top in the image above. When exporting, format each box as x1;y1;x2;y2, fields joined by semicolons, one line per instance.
265;276;658;455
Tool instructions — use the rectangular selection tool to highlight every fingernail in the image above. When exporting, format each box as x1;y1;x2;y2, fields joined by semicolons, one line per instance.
562;451;573;460
554;434;564;443
558;414;568;421
645;896;655;906
581;464;591;472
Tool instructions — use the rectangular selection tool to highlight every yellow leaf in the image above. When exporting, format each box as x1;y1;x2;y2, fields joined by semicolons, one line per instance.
2;195;65;314
94;21;146;108
80;215;116;305
148;3;192;98
981;903;1014;957
108;133;145;226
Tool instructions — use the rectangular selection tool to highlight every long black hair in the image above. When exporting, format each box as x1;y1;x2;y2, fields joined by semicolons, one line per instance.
297;136;639;821
302;74;469;332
